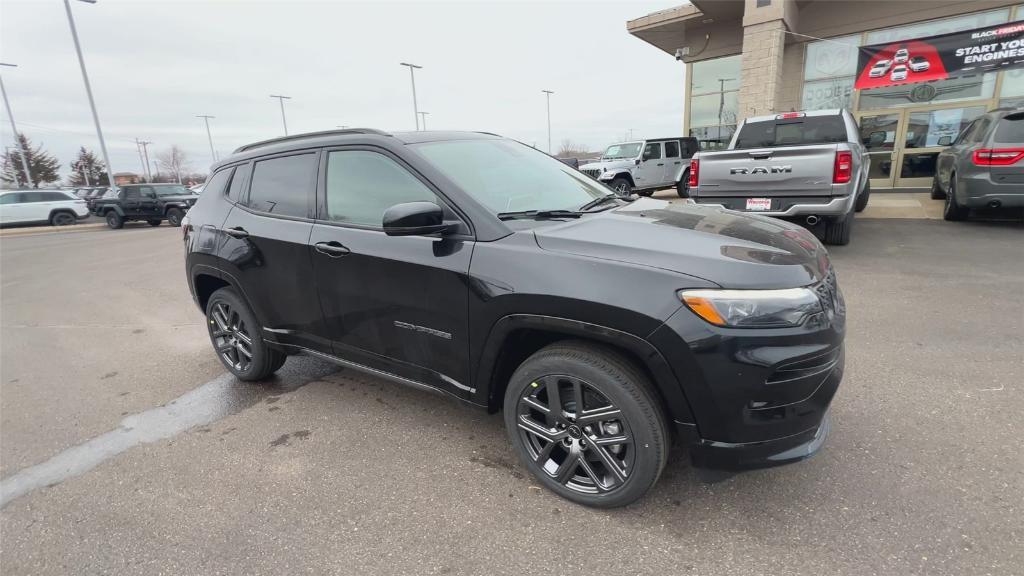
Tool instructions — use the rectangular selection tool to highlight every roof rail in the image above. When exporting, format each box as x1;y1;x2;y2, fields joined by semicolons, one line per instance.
233;128;391;153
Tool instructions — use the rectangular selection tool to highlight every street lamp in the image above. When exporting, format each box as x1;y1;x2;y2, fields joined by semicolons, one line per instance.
418;111;429;131
63;0;116;188
399;62;422;130
0;63;34;188
541;89;554;154
270;95;291;135
197;115;216;162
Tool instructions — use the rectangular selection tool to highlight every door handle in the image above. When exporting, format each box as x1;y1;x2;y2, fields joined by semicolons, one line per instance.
314;241;350;258
674;161;681;164
656;163;664;166
748;152;772;159
224;227;248;239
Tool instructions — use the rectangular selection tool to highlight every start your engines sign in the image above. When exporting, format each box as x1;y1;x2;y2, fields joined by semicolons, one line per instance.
855;20;1024;89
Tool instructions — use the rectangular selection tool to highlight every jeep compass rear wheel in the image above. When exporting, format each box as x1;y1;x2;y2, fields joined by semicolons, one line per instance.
504;341;668;508
206;288;285;381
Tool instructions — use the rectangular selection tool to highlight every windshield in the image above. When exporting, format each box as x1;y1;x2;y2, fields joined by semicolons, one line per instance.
152;185;192;196
414;138;610;214
602;142;642;159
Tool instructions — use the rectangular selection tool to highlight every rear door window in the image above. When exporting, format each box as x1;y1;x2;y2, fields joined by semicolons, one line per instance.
735;116;848;149
664;141;680;158
993;113;1024;144
246;153;317;217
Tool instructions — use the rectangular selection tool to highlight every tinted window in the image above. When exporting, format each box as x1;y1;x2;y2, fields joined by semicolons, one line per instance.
124;187;141;199
968;118;992;144
203;168;233;199
19;192;48;203
993;113;1024;144
643;143;662;161
0;194;20;205
227;165;249;203
664;141;680;158
246;154;316;217
953;119;977;145
40;192;70;202
325;151;437;227
735;116;848;149
683;139;699;157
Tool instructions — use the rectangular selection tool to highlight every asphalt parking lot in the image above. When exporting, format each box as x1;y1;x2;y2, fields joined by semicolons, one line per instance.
1;206;1022;575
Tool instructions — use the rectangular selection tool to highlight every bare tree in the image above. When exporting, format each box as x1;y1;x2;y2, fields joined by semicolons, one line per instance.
155;146;190;183
557;139;590;158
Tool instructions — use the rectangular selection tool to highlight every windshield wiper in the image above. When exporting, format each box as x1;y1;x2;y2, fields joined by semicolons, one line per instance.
497;209;582;221
578;193;625;212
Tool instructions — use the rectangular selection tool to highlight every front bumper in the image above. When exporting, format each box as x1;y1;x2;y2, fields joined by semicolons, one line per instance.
692;194;854;217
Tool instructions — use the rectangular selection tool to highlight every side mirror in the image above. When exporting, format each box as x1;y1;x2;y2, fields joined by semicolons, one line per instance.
937;136;952;146
382;201;451;237
634;158;641;166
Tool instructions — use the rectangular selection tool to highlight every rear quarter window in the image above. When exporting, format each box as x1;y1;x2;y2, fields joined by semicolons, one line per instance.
735;116;848;149
246;153;316;217
992;113;1024;144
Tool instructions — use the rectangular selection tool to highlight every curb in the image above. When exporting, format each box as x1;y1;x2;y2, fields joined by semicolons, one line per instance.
0;222;108;238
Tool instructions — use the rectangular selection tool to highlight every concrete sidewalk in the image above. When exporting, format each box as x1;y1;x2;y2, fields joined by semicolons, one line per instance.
860;192;944;219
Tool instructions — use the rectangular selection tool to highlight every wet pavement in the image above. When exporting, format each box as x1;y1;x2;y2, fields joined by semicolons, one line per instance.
1;215;1022;575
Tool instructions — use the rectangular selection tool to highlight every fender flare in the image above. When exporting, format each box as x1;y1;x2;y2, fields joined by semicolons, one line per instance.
164;203;186;214
99;204;124;217
475;313;696;425
601;170;634;186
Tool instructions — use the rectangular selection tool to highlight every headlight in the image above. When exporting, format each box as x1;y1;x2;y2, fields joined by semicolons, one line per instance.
598;172;616;180
679;287;822;328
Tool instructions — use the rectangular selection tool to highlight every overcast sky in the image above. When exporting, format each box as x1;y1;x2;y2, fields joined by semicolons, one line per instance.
1;0;685;180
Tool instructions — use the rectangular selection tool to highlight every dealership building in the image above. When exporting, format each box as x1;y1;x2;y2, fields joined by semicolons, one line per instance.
627;0;1024;190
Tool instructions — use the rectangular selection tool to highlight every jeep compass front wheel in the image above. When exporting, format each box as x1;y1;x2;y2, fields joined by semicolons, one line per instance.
503;341;668;508
205;287;286;381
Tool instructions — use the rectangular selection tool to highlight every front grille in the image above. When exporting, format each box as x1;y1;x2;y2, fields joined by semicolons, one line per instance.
581;169;601;179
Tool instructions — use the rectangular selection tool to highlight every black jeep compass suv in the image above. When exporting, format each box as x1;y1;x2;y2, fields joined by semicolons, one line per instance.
184;129;845;508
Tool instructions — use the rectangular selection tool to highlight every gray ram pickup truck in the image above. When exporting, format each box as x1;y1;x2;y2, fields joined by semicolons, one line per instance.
688;109;870;245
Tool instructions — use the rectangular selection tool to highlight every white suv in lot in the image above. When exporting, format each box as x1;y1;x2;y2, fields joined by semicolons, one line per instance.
0;189;90;226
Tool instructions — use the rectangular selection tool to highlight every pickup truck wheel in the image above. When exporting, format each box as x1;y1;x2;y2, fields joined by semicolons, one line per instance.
854;181;870;212
503;341;669;508
166;208;184;227
823;209;853;246
676;170;690;198
50;211;76;226
943;176;968;221
105;211;124;229
206;287;285;381
147;219;162;226
610;177;632;195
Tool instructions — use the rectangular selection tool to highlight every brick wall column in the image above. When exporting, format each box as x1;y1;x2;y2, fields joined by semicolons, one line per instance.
737;18;787;122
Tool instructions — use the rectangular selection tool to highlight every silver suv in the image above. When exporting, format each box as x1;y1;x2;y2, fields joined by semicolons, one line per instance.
932;107;1024;221
579;137;698;197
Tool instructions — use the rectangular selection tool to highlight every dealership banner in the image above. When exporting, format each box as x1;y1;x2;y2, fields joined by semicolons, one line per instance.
854;20;1024;89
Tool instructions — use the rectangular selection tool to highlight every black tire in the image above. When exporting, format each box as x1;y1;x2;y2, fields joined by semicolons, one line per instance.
205;287;285;381
503;340;669;508
147;219;162;226
943;175;968;221
823;208;853;246
854;181;870;213
165;207;184;227
676;170;690;198
930;175;945;200
49;211;76;226
609;177;632;196
105;211;123;230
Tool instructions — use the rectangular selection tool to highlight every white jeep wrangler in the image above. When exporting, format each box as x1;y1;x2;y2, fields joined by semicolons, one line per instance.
579;137;699;197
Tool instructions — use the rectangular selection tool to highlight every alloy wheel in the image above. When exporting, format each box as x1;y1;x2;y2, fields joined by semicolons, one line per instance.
53;213;74;226
210;301;253;372
515;375;634;494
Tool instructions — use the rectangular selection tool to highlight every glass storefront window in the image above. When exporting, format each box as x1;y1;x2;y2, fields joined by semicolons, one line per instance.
804;35;860;81
859;73;996;109
802;77;854;110
904;107;986;149
690;55;741;95
689;125;736;150
1000;67;1024;100
864;10;1009;45
899;153;939;179
689;91;739;128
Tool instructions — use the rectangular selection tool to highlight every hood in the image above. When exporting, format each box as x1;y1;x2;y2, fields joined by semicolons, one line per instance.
533;199;829;289
579;159;636;173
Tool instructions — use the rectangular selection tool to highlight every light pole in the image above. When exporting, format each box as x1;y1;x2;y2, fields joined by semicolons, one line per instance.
0;63;33;188
418;111;429;131
716;78;735;145
63;0;116;188
399;62;422;130
197;115;216;162
270;95;291;135
134;138;147;180
138;140;152;181
541;89;554;154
